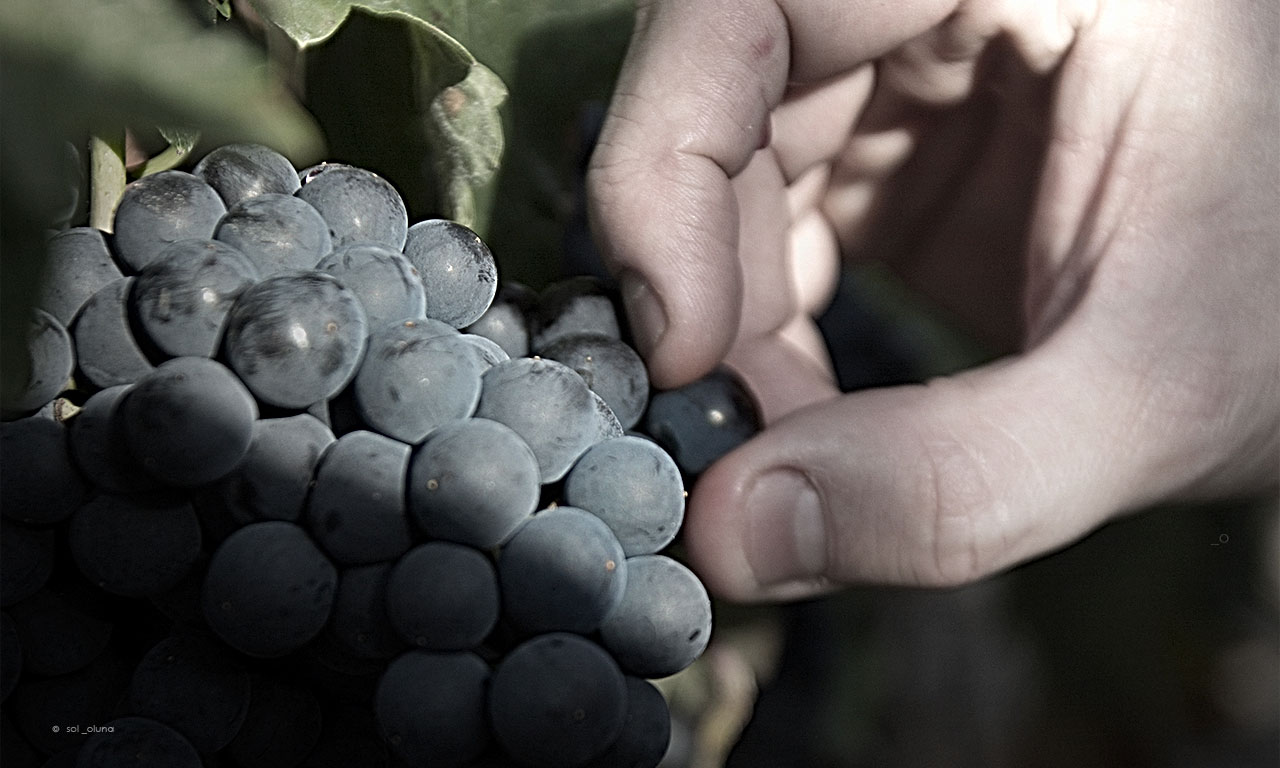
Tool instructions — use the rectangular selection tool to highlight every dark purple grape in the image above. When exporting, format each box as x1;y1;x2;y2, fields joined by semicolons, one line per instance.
112;171;226;272
598;555;712;679
541;333;650;430
401;219;498;328
131;239;259;357
496;506;627;636
223;272;368;409
582;677;671;768
0;519;54;606
202;521;337;658
385;542;498;651
305;430;413;566
353;327;487;444
328;562;404;660
7;587;113;677
72;277;155;389
408;418;539;549
212;413;334;523
224;675;323;768
121;357;258;487
36;227;123;326
464;281;536;358
2;309;74;418
67;493;202;598
565;436;685;556
295;166;407;250
193;143;301;208
0;416;88;525
76;716;202;768
488;633;626;768
314;243;426;330
214;193;332;277
475;357;601;483
531;276;621;352
375;651;490;768
644;369;761;476
127;634;251;753
67;385;160;495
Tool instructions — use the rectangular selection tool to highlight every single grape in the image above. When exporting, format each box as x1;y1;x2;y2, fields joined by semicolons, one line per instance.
121;356;258;487
540;333;650;430
496;506;627;636
214;193;332;277
76;717;202;768
375;650;490;768
223;272;368;409
644;369;762;476
328;562;404;660
193;143;301;208
202;521;337;658
305;430;413;565
1;310;75;418
212;413;334;523
488;633;626;768
464;281;536;358
385;542;499;651
401;219;498;328
531;276;621;353
354;327;488;444
127;634;252;753
0;519;54;607
475;357;602;483
295;166;408;250
36;227;123;326
565;436;685;556
598;555;712;679
68;493;203;598
582;677;672;768
6;587;113;677
0;416;89;525
408;417;540;549
112;170;227;271
315;243;426;330
131;239;260;357
72;277;155;389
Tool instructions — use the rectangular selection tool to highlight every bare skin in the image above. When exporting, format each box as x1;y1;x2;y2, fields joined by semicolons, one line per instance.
587;0;1278;601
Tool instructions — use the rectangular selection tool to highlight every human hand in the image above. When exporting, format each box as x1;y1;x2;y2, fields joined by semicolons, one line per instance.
587;0;1279;601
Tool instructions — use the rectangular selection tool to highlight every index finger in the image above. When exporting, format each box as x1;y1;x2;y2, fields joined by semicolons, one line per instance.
587;0;959;387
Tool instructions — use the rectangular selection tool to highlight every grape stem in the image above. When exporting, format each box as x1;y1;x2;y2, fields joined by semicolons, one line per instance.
89;133;127;233
135;143;193;178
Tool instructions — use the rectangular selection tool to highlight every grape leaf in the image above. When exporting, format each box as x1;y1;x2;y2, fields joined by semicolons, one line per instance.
0;0;322;161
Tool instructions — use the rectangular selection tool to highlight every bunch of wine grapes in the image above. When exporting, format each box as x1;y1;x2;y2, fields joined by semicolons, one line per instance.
0;143;761;768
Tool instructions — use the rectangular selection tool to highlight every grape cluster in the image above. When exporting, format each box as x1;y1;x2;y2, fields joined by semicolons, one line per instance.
0;144;761;768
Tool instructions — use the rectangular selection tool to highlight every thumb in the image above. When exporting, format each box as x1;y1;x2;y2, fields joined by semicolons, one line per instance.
684;332;1144;601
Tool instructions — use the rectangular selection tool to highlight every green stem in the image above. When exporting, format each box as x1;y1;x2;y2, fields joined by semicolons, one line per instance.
136;143;193;177
89;133;127;232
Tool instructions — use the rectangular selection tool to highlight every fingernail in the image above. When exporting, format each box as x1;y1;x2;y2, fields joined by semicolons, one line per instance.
620;272;665;359
744;469;827;588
